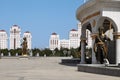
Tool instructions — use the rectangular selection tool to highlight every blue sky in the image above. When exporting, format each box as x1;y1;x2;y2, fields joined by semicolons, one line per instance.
0;0;84;49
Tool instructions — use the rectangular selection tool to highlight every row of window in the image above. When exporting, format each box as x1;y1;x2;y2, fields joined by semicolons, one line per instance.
0;34;7;37
50;40;58;45
70;34;78;37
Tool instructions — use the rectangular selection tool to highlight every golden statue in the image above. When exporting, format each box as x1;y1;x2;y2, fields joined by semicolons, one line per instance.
21;37;28;56
94;27;111;64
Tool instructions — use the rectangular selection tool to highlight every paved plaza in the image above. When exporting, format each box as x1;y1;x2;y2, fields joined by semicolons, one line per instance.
0;57;119;80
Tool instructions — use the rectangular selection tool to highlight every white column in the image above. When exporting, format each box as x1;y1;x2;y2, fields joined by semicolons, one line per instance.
116;39;120;64
114;33;120;65
80;39;86;64
91;33;97;64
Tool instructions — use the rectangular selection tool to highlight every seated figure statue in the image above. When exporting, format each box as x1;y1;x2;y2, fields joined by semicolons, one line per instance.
94;27;111;64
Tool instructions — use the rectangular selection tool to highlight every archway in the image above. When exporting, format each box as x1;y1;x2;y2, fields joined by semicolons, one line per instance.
80;22;92;64
97;17;118;64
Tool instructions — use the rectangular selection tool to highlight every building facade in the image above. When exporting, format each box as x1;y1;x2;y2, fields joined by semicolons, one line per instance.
60;39;70;49
69;29;80;49
49;23;92;50
10;25;21;49
0;30;8;49
49;32;60;50
23;31;32;49
0;25;32;50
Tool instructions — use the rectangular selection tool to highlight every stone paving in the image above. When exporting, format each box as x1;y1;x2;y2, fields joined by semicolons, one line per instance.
0;57;119;80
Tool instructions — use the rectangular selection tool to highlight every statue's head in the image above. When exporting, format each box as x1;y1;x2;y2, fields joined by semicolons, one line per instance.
23;37;27;41
98;26;104;35
98;26;104;31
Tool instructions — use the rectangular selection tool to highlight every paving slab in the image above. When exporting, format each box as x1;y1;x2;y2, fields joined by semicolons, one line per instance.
0;57;119;80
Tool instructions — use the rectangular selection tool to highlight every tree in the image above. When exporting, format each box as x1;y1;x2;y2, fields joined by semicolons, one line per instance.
9;49;17;56
0;49;9;56
32;48;40;56
70;47;80;58
54;48;60;56
17;48;22;55
42;48;52;56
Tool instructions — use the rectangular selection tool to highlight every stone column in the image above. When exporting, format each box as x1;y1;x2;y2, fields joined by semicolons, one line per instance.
113;32;120;65
91;33;98;64
80;38;86;64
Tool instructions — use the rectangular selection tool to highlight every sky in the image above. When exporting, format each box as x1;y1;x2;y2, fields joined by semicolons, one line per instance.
0;0;84;49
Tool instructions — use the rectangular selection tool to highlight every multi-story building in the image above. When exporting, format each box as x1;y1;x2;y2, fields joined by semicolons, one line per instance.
23;31;32;49
69;29;80;49
0;25;32;50
49;32;60;50
49;23;92;50
0;30;8;49
60;39;70;49
10;25;21;49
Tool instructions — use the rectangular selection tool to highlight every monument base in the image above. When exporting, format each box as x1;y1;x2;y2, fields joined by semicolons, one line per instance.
19;55;29;59
61;58;80;66
61;58;80;64
119;63;120;67
77;64;120;77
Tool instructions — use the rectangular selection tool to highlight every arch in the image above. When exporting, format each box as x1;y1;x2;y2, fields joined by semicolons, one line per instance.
81;22;92;63
81;22;92;42
97;17;117;64
81;22;92;44
82;22;92;32
97;17;118;33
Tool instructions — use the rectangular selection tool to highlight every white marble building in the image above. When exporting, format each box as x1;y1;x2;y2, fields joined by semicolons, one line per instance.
10;25;21;49
49;23;92;50
23;31;32;49
60;39;70;49
69;29;80;49
49;32;60;50
0;30;8;49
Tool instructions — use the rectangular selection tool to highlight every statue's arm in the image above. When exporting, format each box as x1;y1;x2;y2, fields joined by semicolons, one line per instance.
93;42;97;53
93;37;97;53
105;35;111;41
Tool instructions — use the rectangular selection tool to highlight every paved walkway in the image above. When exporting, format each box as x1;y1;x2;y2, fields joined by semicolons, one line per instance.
0;57;119;80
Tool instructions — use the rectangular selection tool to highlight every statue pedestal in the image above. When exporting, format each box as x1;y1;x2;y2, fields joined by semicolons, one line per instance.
22;54;28;57
77;64;120;77
19;55;29;59
118;63;120;67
